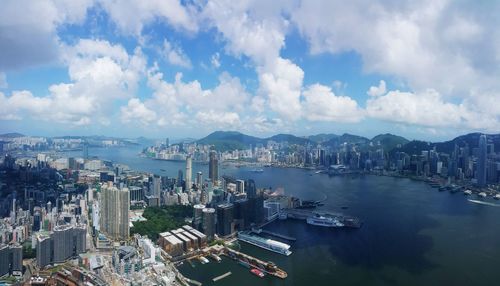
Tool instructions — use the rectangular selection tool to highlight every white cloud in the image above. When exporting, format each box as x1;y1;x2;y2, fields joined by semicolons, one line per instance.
121;98;157;125
211;53;221;68
258;58;304;120
0;39;146;125
367;80;386;97
0;0;93;70
98;0;197;36
122;67;250;129
195;110;241;129
161;39;192;68
303;84;363;123
366;89;498;131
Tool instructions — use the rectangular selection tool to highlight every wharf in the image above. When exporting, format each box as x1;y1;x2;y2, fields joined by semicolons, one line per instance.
212;271;232;282
215;247;287;279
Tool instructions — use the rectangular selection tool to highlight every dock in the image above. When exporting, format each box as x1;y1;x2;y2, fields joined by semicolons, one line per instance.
212;271;232;282
251;228;296;241
218;247;287;279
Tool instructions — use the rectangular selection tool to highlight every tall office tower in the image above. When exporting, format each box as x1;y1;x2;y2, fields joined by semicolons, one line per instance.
193;204;205;231
209;150;218;184
216;203;234;236
177;170;184;188
100;184;130;240
196;172;203;187
245;179;257;198
152;175;161;197
83;142;89;159
236;179;245;193
477;134;487;187
234;199;250;230
185;155;192;190
165;138;169;147
202;208;216;241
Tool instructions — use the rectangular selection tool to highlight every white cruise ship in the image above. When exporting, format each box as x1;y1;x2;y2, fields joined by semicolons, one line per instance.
307;215;344;227
237;232;292;256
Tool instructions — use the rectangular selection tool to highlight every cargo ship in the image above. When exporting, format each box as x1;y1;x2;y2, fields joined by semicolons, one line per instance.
237;232;292;256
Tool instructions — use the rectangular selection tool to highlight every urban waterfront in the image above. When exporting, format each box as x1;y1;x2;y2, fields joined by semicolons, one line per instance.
68;146;500;286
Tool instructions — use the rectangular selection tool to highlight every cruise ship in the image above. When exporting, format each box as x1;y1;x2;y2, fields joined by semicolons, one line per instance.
307;215;344;227
237;232;292;256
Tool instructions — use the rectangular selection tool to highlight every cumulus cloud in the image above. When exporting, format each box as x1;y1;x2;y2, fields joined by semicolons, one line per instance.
303;84;363;123
0;0;93;70
195;111;241;129
119;66;249;130
161;39;192;68
98;0;197;35
366;89;498;131
121;98;157;125
0;39;146;125
258;58;304;120
367;80;386;97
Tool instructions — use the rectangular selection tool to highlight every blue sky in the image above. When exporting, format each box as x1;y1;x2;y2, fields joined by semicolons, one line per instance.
1;0;499;141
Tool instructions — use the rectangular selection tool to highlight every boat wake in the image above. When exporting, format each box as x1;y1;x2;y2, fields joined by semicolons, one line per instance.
467;199;500;207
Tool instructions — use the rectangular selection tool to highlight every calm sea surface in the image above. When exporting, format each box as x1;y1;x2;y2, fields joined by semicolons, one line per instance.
64;146;500;286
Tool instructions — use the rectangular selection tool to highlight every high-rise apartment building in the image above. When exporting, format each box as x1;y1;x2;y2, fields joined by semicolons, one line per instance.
100;183;130;240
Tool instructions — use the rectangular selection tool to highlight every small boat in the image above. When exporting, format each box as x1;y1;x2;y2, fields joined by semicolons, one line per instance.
478;192;487;198
494;194;500;200
341;206;349;210
463;190;473;195
250;268;265;278
210;253;222;262
198;256;209;264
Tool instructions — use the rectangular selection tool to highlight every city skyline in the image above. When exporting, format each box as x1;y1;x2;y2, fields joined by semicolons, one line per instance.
2;1;500;141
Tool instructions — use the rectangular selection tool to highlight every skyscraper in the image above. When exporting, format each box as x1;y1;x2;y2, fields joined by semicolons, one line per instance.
152;175;161;197
202;208;216;241
477;134;487;187
100;183;130;240
216;203;234;236
196;171;203;187
209;151;218;184
185;155;192;190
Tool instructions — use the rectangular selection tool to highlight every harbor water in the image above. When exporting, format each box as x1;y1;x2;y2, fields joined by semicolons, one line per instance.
63;146;500;286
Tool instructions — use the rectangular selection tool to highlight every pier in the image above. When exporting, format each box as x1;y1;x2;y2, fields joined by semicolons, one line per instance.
213;246;288;279
212;271;232;282
251;228;296;241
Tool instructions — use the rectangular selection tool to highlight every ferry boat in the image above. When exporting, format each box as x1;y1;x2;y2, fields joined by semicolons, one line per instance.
237;232;292;256
251;268;265;278
307;215;344;227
